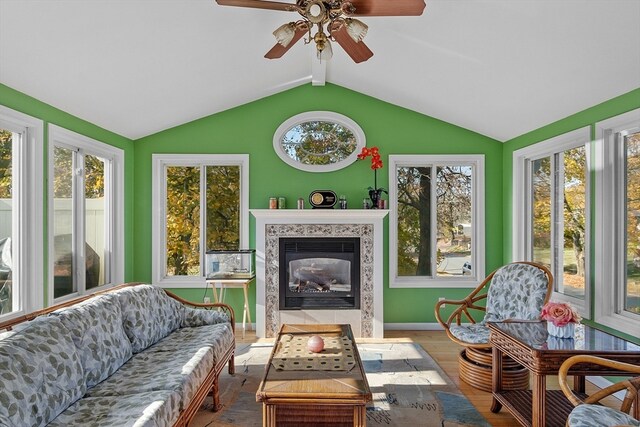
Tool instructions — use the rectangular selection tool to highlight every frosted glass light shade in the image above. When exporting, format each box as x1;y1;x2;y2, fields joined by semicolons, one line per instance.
317;39;333;61
345;18;368;42
273;23;296;47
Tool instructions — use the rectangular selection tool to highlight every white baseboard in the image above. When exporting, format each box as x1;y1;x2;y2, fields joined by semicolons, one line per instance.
384;323;444;330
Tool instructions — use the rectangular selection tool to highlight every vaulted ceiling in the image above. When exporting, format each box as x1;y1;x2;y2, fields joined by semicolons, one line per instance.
1;0;639;141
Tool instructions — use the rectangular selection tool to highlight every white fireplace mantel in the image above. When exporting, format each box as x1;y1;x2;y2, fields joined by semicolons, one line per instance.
251;209;388;338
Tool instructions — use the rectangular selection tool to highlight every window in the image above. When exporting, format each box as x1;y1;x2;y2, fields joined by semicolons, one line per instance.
0;105;43;320
389;155;485;287
48;125;124;303
152;154;249;287
513;128;591;317
273;112;365;172
595;108;640;336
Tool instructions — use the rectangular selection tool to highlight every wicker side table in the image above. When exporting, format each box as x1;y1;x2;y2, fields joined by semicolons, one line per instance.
488;321;640;427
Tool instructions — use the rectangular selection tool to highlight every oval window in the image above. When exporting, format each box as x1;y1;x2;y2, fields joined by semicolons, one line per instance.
273;111;366;172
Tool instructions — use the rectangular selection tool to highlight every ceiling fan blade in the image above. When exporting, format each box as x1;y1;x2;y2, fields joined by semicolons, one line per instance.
216;0;299;12
348;0;426;16
331;24;373;63
264;26;307;59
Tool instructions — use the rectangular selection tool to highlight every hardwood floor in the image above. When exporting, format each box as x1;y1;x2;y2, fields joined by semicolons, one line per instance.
236;328;615;426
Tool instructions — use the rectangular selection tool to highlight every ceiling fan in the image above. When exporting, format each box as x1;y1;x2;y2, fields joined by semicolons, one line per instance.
215;0;426;63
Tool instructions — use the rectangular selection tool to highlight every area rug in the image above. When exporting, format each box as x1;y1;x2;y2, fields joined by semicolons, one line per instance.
191;342;491;427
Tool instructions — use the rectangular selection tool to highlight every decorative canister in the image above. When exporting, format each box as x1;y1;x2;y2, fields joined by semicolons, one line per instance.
269;197;278;209
339;195;347;209
297;198;304;209
278;197;286;209
547;322;575;339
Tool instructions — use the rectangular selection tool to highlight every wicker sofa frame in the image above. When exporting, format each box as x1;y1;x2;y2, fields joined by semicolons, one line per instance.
0;282;236;427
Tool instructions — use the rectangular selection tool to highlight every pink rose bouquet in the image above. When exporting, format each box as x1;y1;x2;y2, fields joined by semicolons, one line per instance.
540;302;581;327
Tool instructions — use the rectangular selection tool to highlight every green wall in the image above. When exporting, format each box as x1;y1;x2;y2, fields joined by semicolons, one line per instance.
0;83;136;305
502;88;640;343
133;83;504;323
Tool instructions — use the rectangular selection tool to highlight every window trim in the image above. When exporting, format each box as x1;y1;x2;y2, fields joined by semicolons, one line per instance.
151;154;249;288
512;127;591;318
47;124;124;304
594;108;640;336
389;154;485;288
0;105;43;321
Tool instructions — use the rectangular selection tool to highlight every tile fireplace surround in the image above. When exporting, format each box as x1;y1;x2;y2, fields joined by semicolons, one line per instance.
251;209;388;338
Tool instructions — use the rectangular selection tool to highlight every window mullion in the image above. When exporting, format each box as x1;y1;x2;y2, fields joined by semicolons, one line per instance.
200;166;207;277
430;165;437;278
615;132;627;315
74;150;86;294
554;153;565;295
11;131;24;313
103;158;112;285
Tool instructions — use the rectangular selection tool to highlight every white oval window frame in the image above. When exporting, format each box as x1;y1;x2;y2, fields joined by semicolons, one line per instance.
273;111;366;173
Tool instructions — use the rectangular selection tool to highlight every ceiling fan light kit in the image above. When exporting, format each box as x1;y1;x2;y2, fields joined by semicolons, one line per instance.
215;0;426;63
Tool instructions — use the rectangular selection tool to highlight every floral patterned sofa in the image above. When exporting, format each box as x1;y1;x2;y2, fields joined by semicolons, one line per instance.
0;283;235;427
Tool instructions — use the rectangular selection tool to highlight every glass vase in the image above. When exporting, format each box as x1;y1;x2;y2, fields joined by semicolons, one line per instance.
546;322;575;339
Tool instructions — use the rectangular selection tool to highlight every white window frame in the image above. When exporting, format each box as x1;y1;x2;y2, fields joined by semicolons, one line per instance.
152;154;249;288
595;108;640;336
389;154;485;288
48;124;124;304
0;106;43;321
512;127;591;318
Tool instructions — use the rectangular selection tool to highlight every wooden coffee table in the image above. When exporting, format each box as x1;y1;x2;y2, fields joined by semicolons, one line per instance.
488;321;640;427
256;324;372;427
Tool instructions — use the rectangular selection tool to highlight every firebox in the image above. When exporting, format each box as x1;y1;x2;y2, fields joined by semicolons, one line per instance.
279;237;360;310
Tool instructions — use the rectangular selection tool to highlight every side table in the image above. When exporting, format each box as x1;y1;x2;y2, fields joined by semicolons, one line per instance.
488;321;640;427
206;276;254;338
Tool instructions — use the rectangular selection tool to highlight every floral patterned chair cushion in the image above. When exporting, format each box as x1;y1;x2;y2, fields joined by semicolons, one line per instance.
47;390;181;427
483;263;550;323
449;323;491;344
567;403;640;427
54;293;133;388
448;263;550;346
0;316;86;427
114;285;184;353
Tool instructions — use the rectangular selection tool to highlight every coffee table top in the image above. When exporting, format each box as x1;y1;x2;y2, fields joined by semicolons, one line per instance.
256;324;371;403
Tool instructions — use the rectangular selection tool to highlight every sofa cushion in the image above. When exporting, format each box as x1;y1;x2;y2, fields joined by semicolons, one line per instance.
0;316;86;427
47;390;181;427
150;323;235;364
86;339;215;412
114;285;183;353
54;293;133;388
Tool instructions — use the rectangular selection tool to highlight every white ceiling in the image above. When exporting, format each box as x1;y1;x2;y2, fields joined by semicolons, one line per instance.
1;0;639;141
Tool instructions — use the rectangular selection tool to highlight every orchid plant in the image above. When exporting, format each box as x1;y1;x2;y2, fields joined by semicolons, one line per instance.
357;146;386;194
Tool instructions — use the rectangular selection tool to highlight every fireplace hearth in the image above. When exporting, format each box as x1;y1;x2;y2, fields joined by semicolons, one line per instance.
279;237;360;310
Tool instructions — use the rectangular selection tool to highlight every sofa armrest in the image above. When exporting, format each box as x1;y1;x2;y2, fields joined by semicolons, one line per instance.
182;306;229;327
163;289;236;334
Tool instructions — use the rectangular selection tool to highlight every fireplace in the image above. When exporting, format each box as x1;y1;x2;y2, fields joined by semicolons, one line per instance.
279;237;360;310
251;209;387;338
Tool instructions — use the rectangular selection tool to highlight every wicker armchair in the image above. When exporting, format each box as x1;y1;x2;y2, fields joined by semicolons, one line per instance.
434;261;553;391
559;355;640;427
